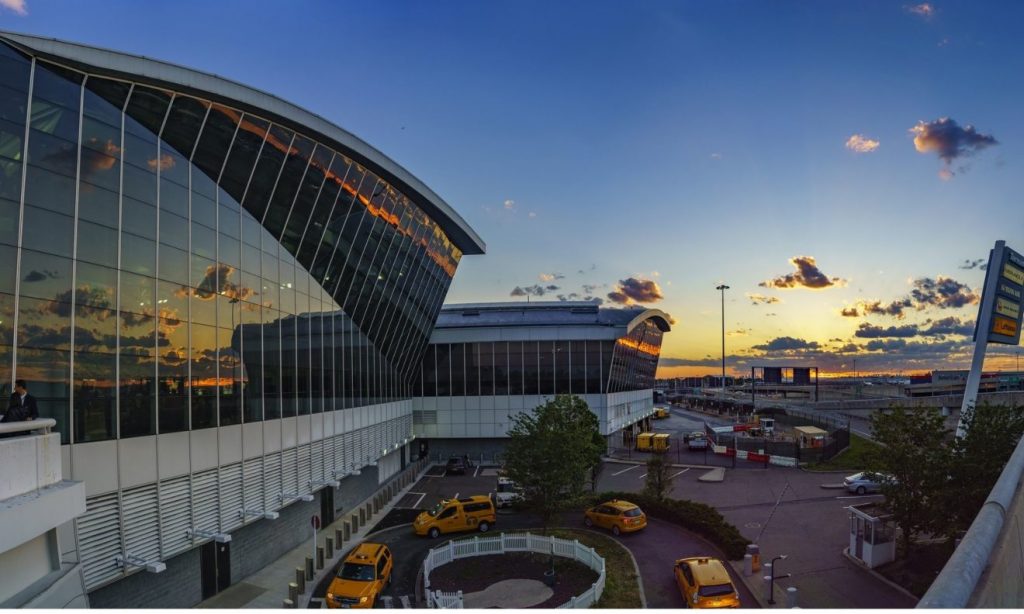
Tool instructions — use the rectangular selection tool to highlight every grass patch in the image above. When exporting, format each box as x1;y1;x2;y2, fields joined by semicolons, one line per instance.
805;433;883;471
547;528;643;609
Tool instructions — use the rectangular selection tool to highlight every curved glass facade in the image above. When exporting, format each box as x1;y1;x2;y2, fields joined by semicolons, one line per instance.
0;43;463;444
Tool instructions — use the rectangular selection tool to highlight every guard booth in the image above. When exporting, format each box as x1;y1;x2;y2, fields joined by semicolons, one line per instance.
848;503;896;568
636;432;655;451
794;425;828;448
652;433;671;451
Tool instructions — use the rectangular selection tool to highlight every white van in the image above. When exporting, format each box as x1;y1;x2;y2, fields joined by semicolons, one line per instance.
495;476;524;508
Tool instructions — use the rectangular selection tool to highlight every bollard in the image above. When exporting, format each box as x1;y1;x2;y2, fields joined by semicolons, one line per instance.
747;544;761;573
317;546;325;570
295;567;305;594
374;497;380;514
283;599;294;609
365;502;372;518
326;536;334;559
288;581;299;603
743;554;752;577
335;527;343;547
787;586;798;608
358;507;366;525
305;556;314;581
763;574;772;603
343;521;351;541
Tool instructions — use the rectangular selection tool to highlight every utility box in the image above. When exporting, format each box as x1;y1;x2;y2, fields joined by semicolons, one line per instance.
636;432;655;451
652;433;671;451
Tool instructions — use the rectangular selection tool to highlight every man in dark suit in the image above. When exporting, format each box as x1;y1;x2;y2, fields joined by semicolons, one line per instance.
3;379;39;422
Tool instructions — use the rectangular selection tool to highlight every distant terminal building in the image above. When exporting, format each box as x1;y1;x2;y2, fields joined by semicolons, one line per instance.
0;32;482;607
905;370;1024;397
412;302;671;458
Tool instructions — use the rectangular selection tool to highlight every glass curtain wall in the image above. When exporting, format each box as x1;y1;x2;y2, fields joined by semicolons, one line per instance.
0;43;462;444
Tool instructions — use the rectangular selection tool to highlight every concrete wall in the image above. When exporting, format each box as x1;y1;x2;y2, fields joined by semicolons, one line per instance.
0;432;62;499
970;464;1024;607
230;496;319;584
334;466;380;515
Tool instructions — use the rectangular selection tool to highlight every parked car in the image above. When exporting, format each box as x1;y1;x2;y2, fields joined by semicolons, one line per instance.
325;542;392;609
844;471;894;495
584;499;647;536
687;432;709;450
445;456;467;475
674;556;741;608
414;495;496;538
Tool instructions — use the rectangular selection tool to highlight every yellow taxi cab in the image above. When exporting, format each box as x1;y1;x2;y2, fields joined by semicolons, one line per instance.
654;407;670;419
414;495;496;538
674;556;741;608
583;499;647;536
325;542;392;609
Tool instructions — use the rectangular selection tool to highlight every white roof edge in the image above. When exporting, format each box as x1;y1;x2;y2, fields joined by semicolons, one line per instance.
0;30;485;255
627;308;673;333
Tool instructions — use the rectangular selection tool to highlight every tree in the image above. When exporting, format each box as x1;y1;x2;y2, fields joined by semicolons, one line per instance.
503;395;605;531
869;406;952;558
643;451;673;501
940;403;1024;538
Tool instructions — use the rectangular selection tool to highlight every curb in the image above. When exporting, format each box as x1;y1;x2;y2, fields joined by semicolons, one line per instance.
729;559;768;609
574;526;648;608
820;484;847;490
841;547;921;604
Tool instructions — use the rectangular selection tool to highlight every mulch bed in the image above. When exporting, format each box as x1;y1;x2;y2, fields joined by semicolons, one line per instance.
875;540;956;597
428;551;599;608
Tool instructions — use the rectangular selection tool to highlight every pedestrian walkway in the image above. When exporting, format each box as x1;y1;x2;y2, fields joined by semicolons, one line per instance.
196;458;433;609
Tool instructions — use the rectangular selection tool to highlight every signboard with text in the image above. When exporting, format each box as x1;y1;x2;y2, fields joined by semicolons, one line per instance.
975;244;1024;345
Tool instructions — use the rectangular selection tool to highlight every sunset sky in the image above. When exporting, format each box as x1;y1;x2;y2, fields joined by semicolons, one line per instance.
4;0;1022;377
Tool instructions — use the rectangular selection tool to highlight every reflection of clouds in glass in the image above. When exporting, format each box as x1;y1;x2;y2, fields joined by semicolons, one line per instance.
22;269;61;283
147;154;175;172
80;138;120;179
184;264;257;303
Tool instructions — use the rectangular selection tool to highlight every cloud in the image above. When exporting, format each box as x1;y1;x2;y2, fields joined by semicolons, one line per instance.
905;3;935;18
607;277;663;305
147;154;176;172
840;306;861;318
710;153;723;160
921;316;974;337
760;256;847;290
22;269;60;283
660;356;724;367
910;276;979;309
910;117;997;175
503;199;516;211
727;328;750;337
855;323;920;338
510;284;559;298
747;293;780;306
539;272;564;282
751;336;821;352
845;134;880;153
958;258;986;271
528;212;536;218
0;0;26;15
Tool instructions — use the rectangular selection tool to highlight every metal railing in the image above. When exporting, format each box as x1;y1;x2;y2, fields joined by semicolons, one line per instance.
0;417;56;435
423;532;606;609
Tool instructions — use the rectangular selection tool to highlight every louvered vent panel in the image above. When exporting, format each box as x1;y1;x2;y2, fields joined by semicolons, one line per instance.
282;446;298;495
311;441;324;483
159;476;192;558
79;493;122;589
342;431;354;471
264;452;282;511
243;457;263;514
122;484;161;567
220;463;243;531
193;468;219;532
297;444;311;493
372;424;383;460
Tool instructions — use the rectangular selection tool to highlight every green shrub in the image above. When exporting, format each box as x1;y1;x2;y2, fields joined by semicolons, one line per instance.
584;491;750;560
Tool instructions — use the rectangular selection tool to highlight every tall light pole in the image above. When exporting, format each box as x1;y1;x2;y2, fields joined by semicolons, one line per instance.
716;284;729;404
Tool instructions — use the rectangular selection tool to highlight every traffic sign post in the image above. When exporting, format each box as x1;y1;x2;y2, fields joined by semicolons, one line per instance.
959;240;1024;437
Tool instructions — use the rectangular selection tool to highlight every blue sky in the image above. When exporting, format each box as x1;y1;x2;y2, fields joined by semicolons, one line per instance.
3;0;1022;376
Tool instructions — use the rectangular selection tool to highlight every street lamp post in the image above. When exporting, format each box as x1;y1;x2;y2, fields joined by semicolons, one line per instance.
768;554;790;605
716;284;730;410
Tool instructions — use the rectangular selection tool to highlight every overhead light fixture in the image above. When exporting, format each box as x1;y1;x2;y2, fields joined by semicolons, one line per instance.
310;479;341;488
186;528;231;543
279;492;315;503
115;553;166;573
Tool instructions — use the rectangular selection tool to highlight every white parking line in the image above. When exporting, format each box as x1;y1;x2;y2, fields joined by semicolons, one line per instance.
612;465;640;476
453;492;459;500
836;494;883;499
638;473;648;479
406;492;426;508
668;469;690;479
473;465;480;477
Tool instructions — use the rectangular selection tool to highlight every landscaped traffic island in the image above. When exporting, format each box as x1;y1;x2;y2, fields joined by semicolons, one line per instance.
422;532;616;608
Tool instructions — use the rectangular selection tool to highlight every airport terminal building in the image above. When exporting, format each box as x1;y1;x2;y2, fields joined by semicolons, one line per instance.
0;32;483;607
412;302;671;458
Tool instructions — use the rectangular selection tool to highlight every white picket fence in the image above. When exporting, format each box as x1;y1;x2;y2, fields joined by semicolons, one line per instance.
423;532;606;609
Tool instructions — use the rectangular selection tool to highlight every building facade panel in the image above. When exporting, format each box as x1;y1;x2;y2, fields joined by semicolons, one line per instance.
0;33;481;604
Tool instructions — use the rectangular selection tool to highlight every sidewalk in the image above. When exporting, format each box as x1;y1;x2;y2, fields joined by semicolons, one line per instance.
197;459;433;609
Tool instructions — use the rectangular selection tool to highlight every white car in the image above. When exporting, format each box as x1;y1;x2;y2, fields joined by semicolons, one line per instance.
844;471;894;495
495;476;524;508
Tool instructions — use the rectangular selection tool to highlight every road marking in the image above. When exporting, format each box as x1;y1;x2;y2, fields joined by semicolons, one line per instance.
400;595;412;608
836;494;883;499
612;465;640;476
473;465;480;477
407;491;426;508
453;492;459;499
668;469;690;479
381;596;394;608
638;473;648;479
